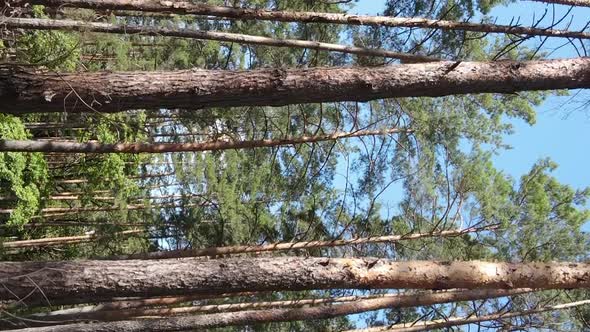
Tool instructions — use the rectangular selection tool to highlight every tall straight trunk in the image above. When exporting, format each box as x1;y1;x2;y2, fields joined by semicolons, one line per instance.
528;0;590;7
1;258;589;306
2;58;590;113
0;128;405;153
35;203;201;218
0;202;189;214
6;289;528;331
346;299;590;332
0;221;146;228
7;291;470;325
2;230;143;249
3;17;438;63
3;291;260;311
115;226;492;259
13;0;590;39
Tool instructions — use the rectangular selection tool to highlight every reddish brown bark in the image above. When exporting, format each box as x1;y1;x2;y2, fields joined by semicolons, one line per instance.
1;58;590;113
0;258;589;306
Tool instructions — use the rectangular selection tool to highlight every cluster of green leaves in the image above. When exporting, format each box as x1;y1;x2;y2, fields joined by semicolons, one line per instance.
0;114;48;227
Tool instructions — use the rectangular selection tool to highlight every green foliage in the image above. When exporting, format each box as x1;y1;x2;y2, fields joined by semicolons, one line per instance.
0;115;48;227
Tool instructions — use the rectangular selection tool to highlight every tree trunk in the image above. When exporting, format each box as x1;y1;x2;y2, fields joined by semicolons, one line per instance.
113;226;493;259
13;0;590;39
7;292;445;325
0;128;405;153
528;0;590;7
4;289;528;331
0;203;189;215
345;299;590;332
1;58;590;113
2;230;143;249
3;291;259;311
1;258;589;306
3;17;439;63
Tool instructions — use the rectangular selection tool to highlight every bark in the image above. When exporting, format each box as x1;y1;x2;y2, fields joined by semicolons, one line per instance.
0;258;589;306
11;0;590;39
0;128;405;153
2;230;143;249
9;292;423;324
44;194;200;201
0;221;146;228
3;291;259;311
1;58;589;114
4;289;528;331
0;203;189;215
2;17;439;63
114;226;492;259
345;299;590;332
529;0;590;7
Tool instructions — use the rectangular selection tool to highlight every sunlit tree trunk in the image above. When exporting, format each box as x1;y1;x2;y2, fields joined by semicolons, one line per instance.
1;258;588;305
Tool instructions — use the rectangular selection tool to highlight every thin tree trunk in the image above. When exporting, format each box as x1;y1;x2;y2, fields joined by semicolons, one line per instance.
114;226;493;259
2;58;589;113
0;128;406;153
4;289;528;331
3;292;260;311
13;0;590;39
0;258;589;306
344;299;590;332
2;17;439;63
528;0;590;7
42;194;200;201
2;229;143;249
33;203;202;218
0;221;146;228
0;202;191;214
7;291;455;324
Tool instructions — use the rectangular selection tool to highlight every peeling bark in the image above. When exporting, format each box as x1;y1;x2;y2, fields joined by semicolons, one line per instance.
1;58;590;113
1;258;589;306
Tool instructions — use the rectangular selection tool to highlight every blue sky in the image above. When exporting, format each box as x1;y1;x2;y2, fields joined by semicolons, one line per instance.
349;0;590;206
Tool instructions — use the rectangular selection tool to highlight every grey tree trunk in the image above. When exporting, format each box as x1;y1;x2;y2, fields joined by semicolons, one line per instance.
0;128;405;153
1;257;589;306
11;0;590;39
5;289;528;331
2;17;438;63
1;58;590;113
